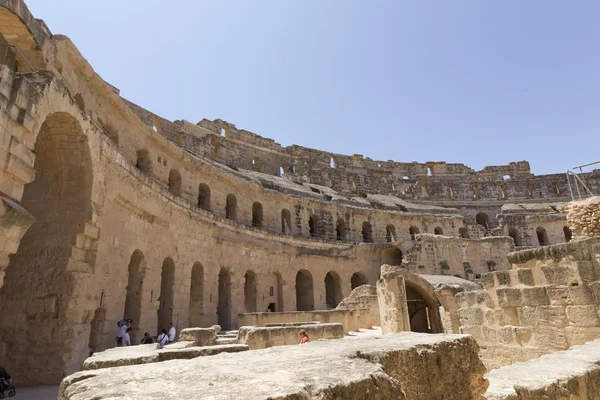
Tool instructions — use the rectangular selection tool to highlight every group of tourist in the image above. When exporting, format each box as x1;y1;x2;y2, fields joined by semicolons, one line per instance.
116;319;177;349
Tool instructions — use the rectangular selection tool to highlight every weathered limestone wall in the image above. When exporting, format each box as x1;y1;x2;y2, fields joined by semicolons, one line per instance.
405;234;514;278
377;268;410;334
237;323;344;349
336;284;380;324
457;237;600;369
498;203;570;248
565;196;600;240
238;310;361;334
59;333;488;400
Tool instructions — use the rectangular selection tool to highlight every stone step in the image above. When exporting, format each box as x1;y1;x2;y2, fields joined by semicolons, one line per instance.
215;337;238;345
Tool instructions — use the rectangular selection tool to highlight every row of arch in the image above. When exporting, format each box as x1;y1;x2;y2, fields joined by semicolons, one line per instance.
122;250;370;334
507;225;572;247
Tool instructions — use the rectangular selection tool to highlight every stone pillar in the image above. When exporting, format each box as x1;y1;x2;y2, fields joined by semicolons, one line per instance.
377;267;410;334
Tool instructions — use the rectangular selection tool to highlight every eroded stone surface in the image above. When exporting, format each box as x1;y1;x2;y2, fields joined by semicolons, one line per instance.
60;333;488;400
485;339;600;399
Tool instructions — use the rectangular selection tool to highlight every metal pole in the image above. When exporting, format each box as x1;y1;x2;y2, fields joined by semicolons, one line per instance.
566;171;574;201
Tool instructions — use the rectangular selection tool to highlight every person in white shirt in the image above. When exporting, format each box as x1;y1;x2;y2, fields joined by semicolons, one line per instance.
157;329;169;349
116;322;128;347
123;327;132;346
168;323;176;343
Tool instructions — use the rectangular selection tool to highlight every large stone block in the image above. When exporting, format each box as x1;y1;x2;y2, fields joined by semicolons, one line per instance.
178;326;218;346
237;323;344;350
61;333;489;400
496;288;522;308
565;305;600;327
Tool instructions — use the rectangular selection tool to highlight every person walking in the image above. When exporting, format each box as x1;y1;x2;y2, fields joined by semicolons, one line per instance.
123;327;132;346
168;322;176;343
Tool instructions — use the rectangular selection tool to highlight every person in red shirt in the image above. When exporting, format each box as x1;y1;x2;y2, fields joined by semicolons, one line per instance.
299;330;309;344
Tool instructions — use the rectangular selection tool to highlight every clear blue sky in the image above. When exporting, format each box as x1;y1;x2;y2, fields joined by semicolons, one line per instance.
26;1;600;175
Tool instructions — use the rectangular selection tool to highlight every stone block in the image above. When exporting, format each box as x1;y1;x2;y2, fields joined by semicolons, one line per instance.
494;271;511;286
566;305;600;327
564;326;600;347
237;323;344;350
518;306;567;328
516;268;534;286
542;265;579;286
458;307;484;326
455;291;477;308
496;288;522;308
178;327;218;347
546;286;569;305
577;261;600;282
520;287;550;306
480;273;495;290
567;284;595;305
532;326;569;351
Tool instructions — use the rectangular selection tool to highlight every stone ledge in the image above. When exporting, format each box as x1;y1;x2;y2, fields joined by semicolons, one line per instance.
485;339;600;399
60;333;488;400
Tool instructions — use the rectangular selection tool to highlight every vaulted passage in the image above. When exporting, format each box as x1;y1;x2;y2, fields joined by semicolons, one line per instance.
386;224;397;242
0;112;93;384
157;258;175;333
325;271;342;309
281;209;292;234
189;262;204;327
266;272;283;312
168;169;182;195
123;250;146;341
351;272;368;289
135;149;151;173
198;183;211;210
508;227;520;246
537;226;549;246
309;215;318;238
362;221;373;243
382;247;403;266
295;270;314;311
226;194;237;220
218;268;232;330
252;202;263;228
244;270;258;312
409;226;420;240
405;284;441;334
336;219;346;241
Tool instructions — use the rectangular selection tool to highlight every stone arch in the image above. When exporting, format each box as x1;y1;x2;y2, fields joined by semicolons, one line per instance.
135;149;152;173
123;249;146;341
382;247;403;266
226;194;237;220
168;169;182;195
217;268;232;330
281;209;292;234
198;183;211;210
536;226;549;246
458;227;469;239
336;218;346;241
409;226;420;240
404;280;442;334
309;215;318;238
0;112;94;382
325;271;343;309
252;202;263;228
434;227;444;235
189;262;204;327
386;224;397;242
362;221;373;243
88;308;106;357
157;258;175;333
563;226;572;242
476;212;490;229
244;270;258;313
295;270;314;311
351;272;368;289
508;227;521;246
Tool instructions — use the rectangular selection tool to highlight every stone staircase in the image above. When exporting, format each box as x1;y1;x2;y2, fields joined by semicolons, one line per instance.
215;330;239;345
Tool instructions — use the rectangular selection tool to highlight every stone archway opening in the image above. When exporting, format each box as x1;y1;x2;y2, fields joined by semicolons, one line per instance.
351;272;368;289
226;194;237;220
0;112;93;383
189;262;204;327
281;209;292;234
536;226;549;246
476;212;490;229
157;258;175;333
336;219;346;241
508;227;520;246
218;268;232;330
266;272;284;312
244;270;258;313
405;283;441;334
123;249;146;341
198;183;211;211
324;271;342;309
295;270;314;311
382;247;403;266
252;202;263;228
168;169;182;195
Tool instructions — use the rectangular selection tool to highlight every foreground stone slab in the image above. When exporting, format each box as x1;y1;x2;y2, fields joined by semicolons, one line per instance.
60;332;487;400
485;339;600;399
83;343;248;370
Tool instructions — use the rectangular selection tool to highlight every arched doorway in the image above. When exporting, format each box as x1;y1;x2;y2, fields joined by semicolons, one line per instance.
189;262;204;327
362;221;373;242
0;112;93;382
226;194;237;220
351;273;368;289
168;169;182;195
123;250;146;341
409;226;420;240
266;272;283;312
405;283;441;333
458;227;469;238
386;225;397;242
217;268;232;330
536;227;549;246
281;209;292;234
434;227;444;235
508;227;520;246
157;258;175;333
252;202;263;228
324;272;342;309
198;184;210;210
563;226;572;242
295;270;314;311
382;247;403;266
336;219;346;241
244;270;258;312
476;212;490;229
309;215;318;238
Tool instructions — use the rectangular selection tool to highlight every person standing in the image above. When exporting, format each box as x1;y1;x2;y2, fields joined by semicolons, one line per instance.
168;322;176;343
116;320;128;347
123;327;132;346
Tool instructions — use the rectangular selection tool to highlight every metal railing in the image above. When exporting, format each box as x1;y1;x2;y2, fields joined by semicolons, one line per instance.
566;161;598;200
1;44;36;73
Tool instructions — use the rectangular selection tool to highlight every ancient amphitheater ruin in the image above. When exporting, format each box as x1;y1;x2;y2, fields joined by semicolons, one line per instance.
1;1;600;399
